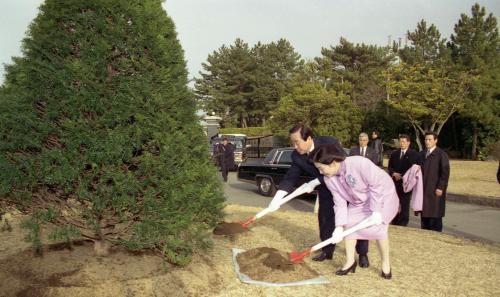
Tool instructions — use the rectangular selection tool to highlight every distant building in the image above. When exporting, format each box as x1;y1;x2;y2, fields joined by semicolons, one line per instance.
200;114;222;140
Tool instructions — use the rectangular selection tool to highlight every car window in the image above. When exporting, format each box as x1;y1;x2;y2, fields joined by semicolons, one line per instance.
264;148;278;164
232;140;243;149
277;150;293;164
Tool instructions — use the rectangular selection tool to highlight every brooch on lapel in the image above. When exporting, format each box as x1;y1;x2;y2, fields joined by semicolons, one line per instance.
346;174;356;187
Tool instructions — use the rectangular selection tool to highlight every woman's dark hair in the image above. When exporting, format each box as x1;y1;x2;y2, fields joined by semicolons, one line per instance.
309;143;347;165
372;130;380;138
289;123;313;141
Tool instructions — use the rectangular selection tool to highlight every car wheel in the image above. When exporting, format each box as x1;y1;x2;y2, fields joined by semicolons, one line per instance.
258;177;276;197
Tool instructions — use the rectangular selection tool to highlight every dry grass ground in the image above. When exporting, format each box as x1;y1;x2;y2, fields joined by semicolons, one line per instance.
383;159;500;199
447;160;500;199
1;204;499;297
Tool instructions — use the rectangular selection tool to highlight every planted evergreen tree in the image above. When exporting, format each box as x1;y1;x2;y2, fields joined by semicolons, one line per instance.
0;0;224;264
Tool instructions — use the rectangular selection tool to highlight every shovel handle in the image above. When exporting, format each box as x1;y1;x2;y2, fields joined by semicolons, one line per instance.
247;183;314;225
311;216;378;252
278;184;308;206
254;185;308;219
255;208;272;219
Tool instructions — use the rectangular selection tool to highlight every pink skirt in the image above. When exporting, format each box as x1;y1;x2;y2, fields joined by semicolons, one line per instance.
343;194;398;240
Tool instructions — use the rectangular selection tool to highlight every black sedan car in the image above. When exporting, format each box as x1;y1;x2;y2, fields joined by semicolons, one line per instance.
237;147;314;196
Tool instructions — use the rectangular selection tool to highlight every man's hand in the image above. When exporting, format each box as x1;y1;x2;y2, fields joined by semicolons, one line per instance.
302;178;321;193
268;190;288;212
435;189;443;198
392;172;402;181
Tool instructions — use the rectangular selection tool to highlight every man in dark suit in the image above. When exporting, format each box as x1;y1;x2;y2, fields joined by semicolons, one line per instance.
219;138;235;182
388;134;418;226
350;132;378;164
269;124;369;267
417;131;450;232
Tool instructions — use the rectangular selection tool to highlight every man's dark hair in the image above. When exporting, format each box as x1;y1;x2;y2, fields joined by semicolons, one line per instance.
398;134;411;142
309;143;347;164
289;123;313;141
424;131;438;140
222;137;228;141
372;130;380;138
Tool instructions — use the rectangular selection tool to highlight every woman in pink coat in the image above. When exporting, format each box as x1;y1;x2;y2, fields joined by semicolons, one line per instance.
309;143;398;279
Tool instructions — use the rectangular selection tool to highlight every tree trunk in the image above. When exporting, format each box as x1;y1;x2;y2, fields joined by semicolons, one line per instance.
451;114;459;155
471;123;478;160
413;124;423;151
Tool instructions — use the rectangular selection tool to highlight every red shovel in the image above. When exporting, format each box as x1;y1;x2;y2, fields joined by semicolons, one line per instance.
289;215;380;263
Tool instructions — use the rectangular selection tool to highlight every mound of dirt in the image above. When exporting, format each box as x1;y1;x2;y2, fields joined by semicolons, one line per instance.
213;222;247;235
236;247;319;283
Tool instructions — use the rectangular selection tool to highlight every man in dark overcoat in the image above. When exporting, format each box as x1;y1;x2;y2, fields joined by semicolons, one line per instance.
219;138;235;182
417;131;450;232
269;124;370;267
388;134;418;226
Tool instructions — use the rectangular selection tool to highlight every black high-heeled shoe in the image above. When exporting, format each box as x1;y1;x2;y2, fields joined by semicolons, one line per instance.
381;269;392;279
335;261;357;275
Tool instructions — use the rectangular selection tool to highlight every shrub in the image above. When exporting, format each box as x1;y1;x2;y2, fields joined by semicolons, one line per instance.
0;0;224;265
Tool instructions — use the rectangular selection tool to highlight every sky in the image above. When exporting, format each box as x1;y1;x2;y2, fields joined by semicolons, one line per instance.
1;0;499;83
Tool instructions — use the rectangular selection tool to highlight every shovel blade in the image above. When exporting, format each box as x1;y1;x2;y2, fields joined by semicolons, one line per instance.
289;248;312;264
239;216;255;228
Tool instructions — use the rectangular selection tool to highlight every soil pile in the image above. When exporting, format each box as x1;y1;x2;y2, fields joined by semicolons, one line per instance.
213;222;247;235
236;247;319;283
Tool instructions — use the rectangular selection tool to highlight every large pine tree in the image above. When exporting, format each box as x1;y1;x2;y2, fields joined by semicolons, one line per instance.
0;0;224;264
448;3;500;159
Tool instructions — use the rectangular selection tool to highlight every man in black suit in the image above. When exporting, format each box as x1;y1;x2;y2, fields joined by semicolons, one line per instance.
349;132;378;164
219;138;235;182
269;124;369;267
417;131;450;232
388;134;418;226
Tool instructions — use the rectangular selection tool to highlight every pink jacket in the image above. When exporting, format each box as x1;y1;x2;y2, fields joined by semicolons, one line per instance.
324;156;399;226
402;164;423;211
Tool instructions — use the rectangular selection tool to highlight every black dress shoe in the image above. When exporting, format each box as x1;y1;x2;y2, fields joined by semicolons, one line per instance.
312;251;333;262
335;261;357;275
359;254;370;268
381;269;392;279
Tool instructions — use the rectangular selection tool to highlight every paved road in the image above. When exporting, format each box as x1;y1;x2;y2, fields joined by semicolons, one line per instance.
222;172;500;244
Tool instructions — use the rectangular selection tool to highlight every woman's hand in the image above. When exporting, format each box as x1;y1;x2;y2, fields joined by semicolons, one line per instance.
370;212;383;225
331;226;344;243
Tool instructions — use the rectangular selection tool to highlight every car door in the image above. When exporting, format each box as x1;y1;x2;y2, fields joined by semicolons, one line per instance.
266;149;293;186
271;149;315;187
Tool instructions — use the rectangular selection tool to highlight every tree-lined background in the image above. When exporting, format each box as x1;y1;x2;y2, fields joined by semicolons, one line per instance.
195;3;500;159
